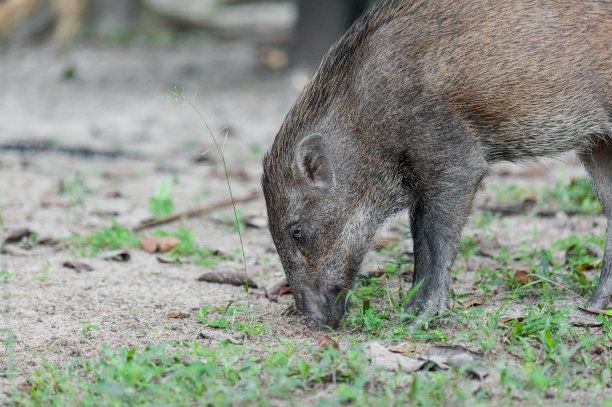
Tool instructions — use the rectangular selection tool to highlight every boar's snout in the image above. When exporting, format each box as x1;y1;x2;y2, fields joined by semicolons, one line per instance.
294;284;349;329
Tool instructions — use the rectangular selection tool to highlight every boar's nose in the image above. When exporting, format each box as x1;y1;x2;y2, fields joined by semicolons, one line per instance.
298;285;348;329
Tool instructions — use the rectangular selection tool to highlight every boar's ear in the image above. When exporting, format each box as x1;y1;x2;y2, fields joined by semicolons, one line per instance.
295;134;335;188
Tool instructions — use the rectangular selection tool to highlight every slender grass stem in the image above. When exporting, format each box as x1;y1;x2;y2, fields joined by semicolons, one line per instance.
176;89;253;324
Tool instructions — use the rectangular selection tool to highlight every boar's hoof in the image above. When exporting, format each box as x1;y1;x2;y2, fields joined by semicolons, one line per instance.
402;291;448;330
585;292;611;311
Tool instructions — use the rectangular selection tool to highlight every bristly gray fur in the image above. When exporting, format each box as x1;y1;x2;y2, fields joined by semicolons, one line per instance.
262;0;611;328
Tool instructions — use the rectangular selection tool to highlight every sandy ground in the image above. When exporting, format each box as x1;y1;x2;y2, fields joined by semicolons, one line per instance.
0;36;609;399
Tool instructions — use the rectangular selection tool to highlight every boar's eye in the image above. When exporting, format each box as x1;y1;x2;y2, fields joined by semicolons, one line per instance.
291;224;302;240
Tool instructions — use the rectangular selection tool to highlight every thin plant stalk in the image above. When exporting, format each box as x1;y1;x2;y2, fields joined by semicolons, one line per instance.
175;89;253;324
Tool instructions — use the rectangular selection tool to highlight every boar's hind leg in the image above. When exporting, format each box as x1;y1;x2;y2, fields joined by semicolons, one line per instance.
580;138;612;310
404;147;487;327
409;199;429;290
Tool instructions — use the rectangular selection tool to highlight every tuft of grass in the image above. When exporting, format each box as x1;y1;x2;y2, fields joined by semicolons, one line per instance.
60;171;92;207
153;227;229;267
70;221;139;256
149;177;175;218
542;177;602;214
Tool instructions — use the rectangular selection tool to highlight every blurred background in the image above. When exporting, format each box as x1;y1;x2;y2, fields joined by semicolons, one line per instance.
0;0;375;235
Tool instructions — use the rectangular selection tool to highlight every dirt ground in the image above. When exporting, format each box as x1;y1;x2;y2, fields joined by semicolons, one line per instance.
0;36;609;400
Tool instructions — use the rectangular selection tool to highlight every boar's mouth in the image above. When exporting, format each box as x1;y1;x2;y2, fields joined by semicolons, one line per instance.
292;282;351;329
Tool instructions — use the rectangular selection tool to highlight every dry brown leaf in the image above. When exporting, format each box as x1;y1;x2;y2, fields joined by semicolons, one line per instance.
498;315;526;324
567;308;606;326
156;256;181;264
197;271;258;288
278;286;292;295
373;236;399;250
265;277;289;301
449;296;484;310
101;250;131;262
577;261;600;272
579;307;612;316
317;335;340;351
585;243;604;259
366;268;386;278
282;304;297;316
369;343;426;373
141;236;180;253
551;248;567;266
62;260;93;272
513;269;536;285
388;343;428;354
243;216;267;229
4;227;33;244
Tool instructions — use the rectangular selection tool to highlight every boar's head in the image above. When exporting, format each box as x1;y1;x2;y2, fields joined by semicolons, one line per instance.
262;126;407;328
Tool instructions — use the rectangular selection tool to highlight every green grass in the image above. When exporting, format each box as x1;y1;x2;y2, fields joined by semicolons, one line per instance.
542;178;602;214
489;177;602;215
149;177;175;218
70;221;139;256
67;222;228;267
5;225;612;405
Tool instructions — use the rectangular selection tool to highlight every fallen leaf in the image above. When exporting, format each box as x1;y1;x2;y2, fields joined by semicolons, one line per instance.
62;260;94;272
167;312;182;318
4;228;33;244
106;190;122;198
282;304;297;316
243;216;267;229
101;250;130;262
17;381;32;392
3;246;31;256
513;269;537;285
197;271;258;288
373;236;399;251
388;343;428;354
156;255;182;264
278;286;292;295
449;296;484;310
366;268;386;278
37;237;60;246
579;307;612;317
479;198;536;216
567;308;605;326
141;236;180;253
199;327;243;344
551;248;566;266
423;345;489;380
585;243;604;259
577;261;600;271
369;342;426;373
317;335;340;351
498;315;526;324
265;277;289;301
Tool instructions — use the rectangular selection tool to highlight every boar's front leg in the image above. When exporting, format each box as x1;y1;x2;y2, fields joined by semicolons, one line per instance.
403;139;488;327
580;138;612;310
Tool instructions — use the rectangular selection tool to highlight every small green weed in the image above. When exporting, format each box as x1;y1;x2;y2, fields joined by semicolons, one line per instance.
60;171;92;207
32;263;50;282
149;177;175;218
194;303;264;334
490;184;534;204
542;177;602;214
154;227;230;266
458;235;480;257
79;322;100;337
71;221;139;256
0;269;14;284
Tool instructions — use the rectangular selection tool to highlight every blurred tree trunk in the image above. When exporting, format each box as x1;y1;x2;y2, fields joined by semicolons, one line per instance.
290;0;370;70
89;0;143;36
